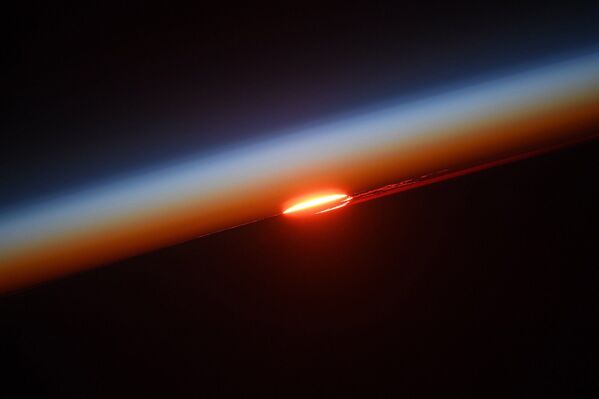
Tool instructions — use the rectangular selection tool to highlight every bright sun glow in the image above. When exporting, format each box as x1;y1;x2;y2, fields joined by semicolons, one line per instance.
283;194;350;215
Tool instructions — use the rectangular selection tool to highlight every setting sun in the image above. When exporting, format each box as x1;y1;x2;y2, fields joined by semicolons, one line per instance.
283;193;351;215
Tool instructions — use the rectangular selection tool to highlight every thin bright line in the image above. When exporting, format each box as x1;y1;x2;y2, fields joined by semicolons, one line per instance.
315;201;351;214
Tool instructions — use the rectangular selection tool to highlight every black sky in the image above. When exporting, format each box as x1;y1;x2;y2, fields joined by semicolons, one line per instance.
4;3;599;208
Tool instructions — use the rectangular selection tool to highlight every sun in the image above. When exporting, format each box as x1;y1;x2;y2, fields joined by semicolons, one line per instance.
283;193;352;215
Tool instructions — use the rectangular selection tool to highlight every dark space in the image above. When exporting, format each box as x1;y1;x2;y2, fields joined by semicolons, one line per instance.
2;3;599;397
4;3;599;208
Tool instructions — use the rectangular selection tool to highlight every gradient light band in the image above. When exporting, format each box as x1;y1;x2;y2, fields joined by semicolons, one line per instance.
1;51;599;292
